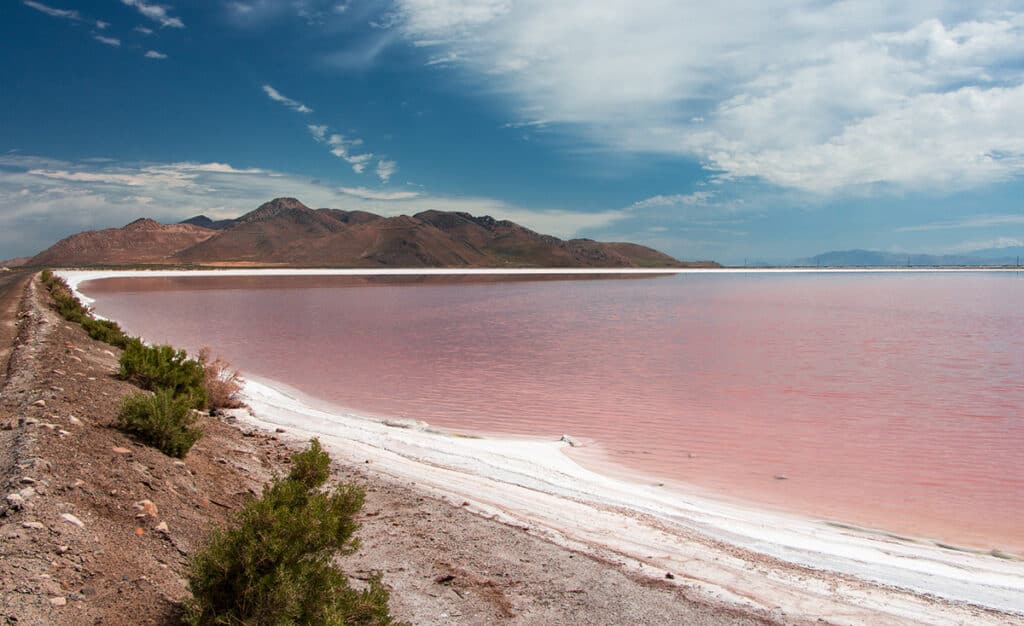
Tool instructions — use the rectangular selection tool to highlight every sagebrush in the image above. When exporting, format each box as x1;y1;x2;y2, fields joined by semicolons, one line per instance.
185;439;400;626
198;347;245;410
119;339;208;409
116;388;202;458
39;270;130;347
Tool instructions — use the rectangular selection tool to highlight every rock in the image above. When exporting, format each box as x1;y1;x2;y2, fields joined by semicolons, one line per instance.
172;460;186;468
111;446;131;455
32;399;46;407
275;427;286;433
19;477;36;485
21;521;46;530
559;434;577;447
49;596;67;607
664;572;675;580
18;487;36;499
68;355;82;363
60;513;84;528
154;521;169;534
68;416;81;425
133;499;158;518
5;493;25;509
774;474;788;480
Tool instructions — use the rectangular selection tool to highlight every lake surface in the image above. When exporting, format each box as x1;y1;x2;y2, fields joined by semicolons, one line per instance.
81;271;1024;553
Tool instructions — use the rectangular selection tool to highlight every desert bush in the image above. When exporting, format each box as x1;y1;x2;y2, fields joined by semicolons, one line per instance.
119;339;208;409
184;439;399;626
116;388;202;458
40;270;130;347
198;347;245;410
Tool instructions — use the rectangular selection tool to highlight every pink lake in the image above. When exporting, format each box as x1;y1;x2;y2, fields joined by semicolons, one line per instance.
81;272;1024;553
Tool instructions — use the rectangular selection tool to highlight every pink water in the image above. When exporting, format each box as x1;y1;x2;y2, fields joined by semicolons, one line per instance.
81;272;1024;553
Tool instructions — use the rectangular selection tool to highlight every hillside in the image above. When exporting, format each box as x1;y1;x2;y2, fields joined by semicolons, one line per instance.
29;197;715;268
29;219;215;266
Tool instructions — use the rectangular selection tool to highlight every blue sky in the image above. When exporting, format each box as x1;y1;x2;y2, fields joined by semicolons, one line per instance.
2;0;1023;264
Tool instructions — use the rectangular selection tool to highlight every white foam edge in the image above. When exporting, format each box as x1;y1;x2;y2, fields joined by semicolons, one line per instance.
59;269;1024;624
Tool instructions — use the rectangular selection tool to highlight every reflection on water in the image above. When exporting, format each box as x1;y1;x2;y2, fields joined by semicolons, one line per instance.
83;272;1024;552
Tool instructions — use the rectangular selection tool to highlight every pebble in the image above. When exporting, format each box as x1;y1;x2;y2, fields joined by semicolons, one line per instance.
154;521;169;534
32;399;46;407
19;477;36;485
68;416;82;425
111;446;131;455
18;487;36;499
60;513;84;529
49;596;67;607
134;499;159;518
5;493;25;509
21;521;46;530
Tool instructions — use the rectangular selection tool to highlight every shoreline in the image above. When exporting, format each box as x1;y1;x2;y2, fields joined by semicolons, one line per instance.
63;269;1024;624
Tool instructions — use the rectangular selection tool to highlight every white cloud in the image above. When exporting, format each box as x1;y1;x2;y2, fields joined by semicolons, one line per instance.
23;1;80;21
134;25;154;34
310;128;379;174
895;213;1024;232
376;159;397;183
144;50;168;59
945;236;1024;253
631;191;715;210
96;20;110;29
94;35;121;47
120;0;184;29
262;84;313;113
307;125;328;141
338;186;419;200
395;1;1024;194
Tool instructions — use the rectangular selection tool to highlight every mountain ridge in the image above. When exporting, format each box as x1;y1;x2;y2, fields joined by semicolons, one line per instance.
28;197;716;268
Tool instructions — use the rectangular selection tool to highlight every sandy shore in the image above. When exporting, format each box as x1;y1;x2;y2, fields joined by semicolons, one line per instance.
59;269;1024;624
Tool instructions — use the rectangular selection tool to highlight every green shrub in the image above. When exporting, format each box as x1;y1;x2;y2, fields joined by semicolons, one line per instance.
39;270;129;347
185;440;399;626
119;339;208;409
116;388;202;458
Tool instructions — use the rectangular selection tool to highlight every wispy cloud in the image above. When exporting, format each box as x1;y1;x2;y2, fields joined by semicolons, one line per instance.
338;186;418;201
631;191;715;210
895;214;1024;232
96;20;110;29
134;25;153;34
120;0;184;29
262;84;313;114
144;50;168;59
23;1;80;21
395;2;1024;195
375;159;397;183
94;35;121;47
308;125;379;174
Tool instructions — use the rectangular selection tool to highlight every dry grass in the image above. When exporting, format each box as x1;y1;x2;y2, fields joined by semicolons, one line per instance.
198;346;245;410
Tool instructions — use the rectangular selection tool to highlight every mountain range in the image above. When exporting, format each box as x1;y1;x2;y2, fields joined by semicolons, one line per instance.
796;249;1023;267
28;197;714;268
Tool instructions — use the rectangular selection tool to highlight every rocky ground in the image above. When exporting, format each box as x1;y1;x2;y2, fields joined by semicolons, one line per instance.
0;272;770;625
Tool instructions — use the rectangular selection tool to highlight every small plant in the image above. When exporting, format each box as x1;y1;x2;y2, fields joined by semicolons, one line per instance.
185;440;399;626
198;347;245;410
116;388;202;458
119;339;208;409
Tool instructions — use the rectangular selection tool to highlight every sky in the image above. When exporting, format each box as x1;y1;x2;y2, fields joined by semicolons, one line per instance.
2;0;1023;264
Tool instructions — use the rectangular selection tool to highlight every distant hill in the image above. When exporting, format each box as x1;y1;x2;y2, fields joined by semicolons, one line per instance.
30;219;216;266
30;197;715;268
799;249;1022;267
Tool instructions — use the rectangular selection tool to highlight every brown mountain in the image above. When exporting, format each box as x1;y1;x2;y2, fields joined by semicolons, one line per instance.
30;197;717;268
29;219;215;266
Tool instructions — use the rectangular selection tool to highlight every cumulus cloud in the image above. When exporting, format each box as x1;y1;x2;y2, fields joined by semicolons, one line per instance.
144;50;168;59
0;153;626;257
120;0;184;29
375;159;397;183
394;1;1024;194
262;84;313;113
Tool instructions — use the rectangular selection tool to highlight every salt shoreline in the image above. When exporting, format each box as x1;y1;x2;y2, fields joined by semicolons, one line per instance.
63;269;1024;624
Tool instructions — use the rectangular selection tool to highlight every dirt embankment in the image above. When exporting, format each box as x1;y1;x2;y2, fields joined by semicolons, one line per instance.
0;273;767;625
